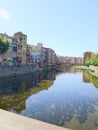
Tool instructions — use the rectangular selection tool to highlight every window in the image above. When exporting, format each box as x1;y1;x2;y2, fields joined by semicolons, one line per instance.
13;47;17;51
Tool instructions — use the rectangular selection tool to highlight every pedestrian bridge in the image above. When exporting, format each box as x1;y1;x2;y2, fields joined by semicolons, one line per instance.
0;109;71;130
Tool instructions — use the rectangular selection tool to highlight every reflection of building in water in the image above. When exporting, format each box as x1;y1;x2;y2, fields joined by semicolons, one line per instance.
56;65;71;72
0;70;55;112
57;65;81;73
69;67;81;73
82;71;90;83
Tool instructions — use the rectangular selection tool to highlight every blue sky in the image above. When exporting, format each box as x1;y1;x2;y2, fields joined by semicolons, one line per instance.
0;0;98;57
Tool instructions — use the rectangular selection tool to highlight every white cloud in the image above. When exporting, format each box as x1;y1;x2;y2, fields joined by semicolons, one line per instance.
0;9;10;21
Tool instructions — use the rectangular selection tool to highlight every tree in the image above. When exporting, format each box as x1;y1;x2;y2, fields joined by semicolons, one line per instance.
85;57;91;65
0;37;9;54
85;54;98;66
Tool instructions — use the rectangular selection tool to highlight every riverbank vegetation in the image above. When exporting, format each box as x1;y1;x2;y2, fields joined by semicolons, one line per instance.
73;66;88;70
73;66;95;73
85;53;98;66
73;53;98;73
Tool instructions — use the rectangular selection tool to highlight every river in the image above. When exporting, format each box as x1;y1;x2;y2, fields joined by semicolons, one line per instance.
0;65;98;130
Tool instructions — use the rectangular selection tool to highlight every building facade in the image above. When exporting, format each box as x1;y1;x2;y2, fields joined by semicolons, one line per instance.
0;33;17;65
0;31;84;66
47;48;57;66
13;32;27;65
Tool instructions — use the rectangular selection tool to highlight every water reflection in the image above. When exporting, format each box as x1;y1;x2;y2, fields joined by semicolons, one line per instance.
0;66;98;130
0;70;55;111
82;71;90;83
56;64;81;73
83;71;98;88
20;68;98;130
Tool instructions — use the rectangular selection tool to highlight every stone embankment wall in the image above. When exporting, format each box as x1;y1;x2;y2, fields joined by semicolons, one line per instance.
0;65;55;78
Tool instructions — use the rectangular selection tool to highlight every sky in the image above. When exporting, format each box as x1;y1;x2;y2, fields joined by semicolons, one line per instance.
0;0;98;57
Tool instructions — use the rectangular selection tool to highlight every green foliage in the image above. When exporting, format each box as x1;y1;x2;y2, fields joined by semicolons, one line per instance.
0;37;9;54
85;54;98;66
85;57;91;65
73;65;88;70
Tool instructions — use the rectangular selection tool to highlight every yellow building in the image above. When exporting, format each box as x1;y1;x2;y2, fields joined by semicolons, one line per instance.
13;32;27;65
